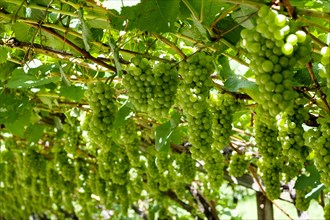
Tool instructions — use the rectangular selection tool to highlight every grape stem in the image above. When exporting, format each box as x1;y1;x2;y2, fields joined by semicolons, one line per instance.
281;0;295;18
306;62;330;113
152;33;186;59
248;166;295;220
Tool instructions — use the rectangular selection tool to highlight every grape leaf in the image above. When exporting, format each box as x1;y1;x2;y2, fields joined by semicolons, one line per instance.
231;5;256;29
224;76;256;93
59;85;85;101
216;16;243;46
12;23;34;42
25;124;45;142
7;69;61;88
120;0;181;33
0;47;7;63
155;112;181;151
113;100;134;131
78;8;93;52
295;165;321;190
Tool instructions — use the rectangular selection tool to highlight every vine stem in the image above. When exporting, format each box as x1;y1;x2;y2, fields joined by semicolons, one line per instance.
26;23;118;72
174;33;249;66
152;33;186;59
248;166;294;220
306;62;330;113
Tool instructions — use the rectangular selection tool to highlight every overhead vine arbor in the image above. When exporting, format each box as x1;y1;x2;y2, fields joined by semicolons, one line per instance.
0;0;330;219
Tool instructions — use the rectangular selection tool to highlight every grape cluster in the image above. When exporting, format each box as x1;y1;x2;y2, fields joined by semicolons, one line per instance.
123;57;178;118
209;93;239;149
306;115;330;187
320;46;330;89
84;82;117;148
98;146;130;185
177;52;214;159
175;152;196;184
203;147;225;188
277;97;309;162
255;109;281;158
228;151;251;177
255;107;282;200
54;151;75;182
240;5;311;116
258;159;281;200
62;116;81;154
295;188;311;211
116;118;142;168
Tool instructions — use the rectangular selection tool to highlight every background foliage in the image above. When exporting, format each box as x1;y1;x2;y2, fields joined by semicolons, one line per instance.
0;0;330;219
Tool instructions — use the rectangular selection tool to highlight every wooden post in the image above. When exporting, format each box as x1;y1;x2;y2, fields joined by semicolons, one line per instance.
256;191;274;220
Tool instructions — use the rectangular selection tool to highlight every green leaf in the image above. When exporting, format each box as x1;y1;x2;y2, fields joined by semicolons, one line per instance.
7;69;61;88
0;62;18;82
0;93;31;124
121;0;181;33
25;124;45;142
218;56;236;79
5;121;26;137
78;8;93;52
12;23;34;42
0;47;8;63
295;165;321;190
155;121;172;151
170;110;181;128
224;77;256;93
59;64;71;87
231;6;256;29
113;100;133;131
59;85;85;101
305;184;325;201
155;112;181;151
216;16;243;46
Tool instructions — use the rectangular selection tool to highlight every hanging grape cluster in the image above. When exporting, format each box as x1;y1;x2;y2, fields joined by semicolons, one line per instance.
177;52;214;159
295;188;311;211
320;46;330;89
240;5;311;116
305;115;330;187
84;82;117;148
123;57;178;118
255;107;282;200
228;151;251;178
209;93;239;149
62;115;81;154
277;96;310;162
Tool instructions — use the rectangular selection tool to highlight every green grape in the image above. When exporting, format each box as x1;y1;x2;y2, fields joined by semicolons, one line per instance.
116;119;142;168
228;151;251;177
295;188;311;211
277;97;310;163
324;203;330;220
203;147;225;189
55;151;75;182
240;6;311;116
84;81;117;149
209;93;239;149
305;115;330;187
255;107;281;158
123;58;178;118
320;46;330;90
178;52;214;159
259;158;281;200
281;159;303;182
62;116;81;154
98;146;130;185
156;150;171;173
173;152;196;184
